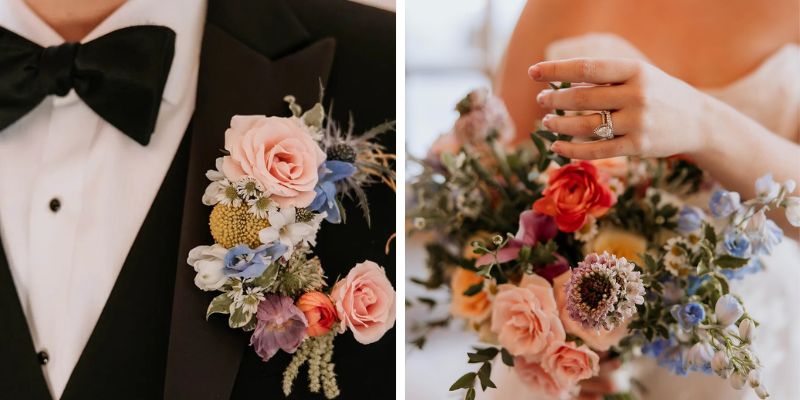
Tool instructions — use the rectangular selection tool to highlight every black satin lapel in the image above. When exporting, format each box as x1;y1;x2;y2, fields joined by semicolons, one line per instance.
0;238;51;400
163;13;335;400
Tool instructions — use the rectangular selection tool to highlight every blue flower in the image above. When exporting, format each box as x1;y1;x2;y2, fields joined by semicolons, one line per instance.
686;275;709;296
223;243;287;279
309;160;357;224
671;303;705;330
709;190;741;219
721;258;762;280
723;228;751;258
643;337;688;376
750;219;783;256
676;205;705;234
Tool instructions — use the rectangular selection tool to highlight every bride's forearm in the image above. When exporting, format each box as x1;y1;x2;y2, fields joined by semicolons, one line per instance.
692;96;800;235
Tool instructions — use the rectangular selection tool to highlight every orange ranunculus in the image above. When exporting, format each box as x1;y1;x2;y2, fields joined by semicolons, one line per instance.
297;291;338;337
533;161;616;233
450;268;492;321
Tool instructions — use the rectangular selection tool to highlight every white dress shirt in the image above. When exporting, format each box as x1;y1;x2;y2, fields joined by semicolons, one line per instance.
0;1;206;397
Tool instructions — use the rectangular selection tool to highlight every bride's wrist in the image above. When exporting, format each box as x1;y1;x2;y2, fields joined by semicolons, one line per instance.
687;94;730;159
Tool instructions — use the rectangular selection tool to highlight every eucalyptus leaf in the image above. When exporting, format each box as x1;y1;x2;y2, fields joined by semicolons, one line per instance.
465;388;476;400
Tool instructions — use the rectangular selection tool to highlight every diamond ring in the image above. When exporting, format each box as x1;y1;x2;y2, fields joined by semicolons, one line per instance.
593;111;615;140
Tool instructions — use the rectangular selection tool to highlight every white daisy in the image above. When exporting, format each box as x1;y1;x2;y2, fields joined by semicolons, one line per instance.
573;216;598;242
202;179;241;206
236;177;265;200
663;237;692;276
247;195;278;219
258;207;321;258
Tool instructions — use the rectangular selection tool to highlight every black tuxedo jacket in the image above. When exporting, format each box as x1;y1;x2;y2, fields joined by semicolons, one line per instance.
0;1;396;399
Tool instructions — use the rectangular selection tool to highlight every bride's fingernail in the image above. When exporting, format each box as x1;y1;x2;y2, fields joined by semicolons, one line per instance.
529;65;542;80
542;114;553;128
536;91;546;105
550;141;561;152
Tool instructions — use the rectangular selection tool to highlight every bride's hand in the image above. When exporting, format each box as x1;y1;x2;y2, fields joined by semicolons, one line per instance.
529;58;715;160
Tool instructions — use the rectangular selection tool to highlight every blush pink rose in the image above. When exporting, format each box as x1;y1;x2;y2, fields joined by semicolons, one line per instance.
222;115;326;208
491;274;565;358
552;270;629;351
514;355;574;399
542;341;600;387
331;260;396;344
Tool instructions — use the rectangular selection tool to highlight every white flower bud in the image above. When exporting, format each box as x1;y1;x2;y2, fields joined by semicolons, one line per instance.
715;294;744;327
786;197;800;228
712;351;732;378
748;369;761;388
686;342;714;368
730;371;748;389
738;319;756;343
755;384;770;399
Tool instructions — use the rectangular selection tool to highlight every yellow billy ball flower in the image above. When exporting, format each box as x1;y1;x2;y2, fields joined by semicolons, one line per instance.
209;203;270;248
587;228;647;265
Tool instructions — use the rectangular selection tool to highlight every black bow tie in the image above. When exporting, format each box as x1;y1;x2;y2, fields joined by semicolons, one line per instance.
0;25;175;146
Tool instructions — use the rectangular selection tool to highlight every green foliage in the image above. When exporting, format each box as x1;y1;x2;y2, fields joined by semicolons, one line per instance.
450;347;502;399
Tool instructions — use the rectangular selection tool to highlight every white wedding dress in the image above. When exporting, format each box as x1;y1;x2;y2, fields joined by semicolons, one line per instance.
482;33;800;400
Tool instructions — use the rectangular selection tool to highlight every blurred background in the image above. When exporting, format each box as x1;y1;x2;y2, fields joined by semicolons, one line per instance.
405;1;526;399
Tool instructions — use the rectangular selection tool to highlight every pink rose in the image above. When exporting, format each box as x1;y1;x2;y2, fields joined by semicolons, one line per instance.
514;355;574;399
491;274;565;357
331;260;396;344
552;270;629;351
222;115;326;208
542;341;600;387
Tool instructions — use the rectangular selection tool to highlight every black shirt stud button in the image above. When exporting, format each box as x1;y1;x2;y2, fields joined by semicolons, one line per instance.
37;350;49;365
49;198;61;213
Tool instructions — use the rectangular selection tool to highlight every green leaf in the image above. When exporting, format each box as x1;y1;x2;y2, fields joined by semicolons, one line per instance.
530;132;551;172
465;387;476;400
535;129;558;143
463;281;484;296
560;81;572;89
704;223;717;246
467;347;499;363
716;255;750;269
548;82;559;90
555;109;565;116
206;293;233;320
410;336;426;349
250;262;280;289
417;297;437;309
449;372;476;391
228;306;252;329
500;348;515;366
477;362;496;391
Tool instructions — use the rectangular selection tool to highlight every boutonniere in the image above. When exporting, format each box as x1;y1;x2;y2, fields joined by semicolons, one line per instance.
187;96;396;399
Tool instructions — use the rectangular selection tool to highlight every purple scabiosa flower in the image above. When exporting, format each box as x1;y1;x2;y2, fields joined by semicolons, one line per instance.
250;294;308;362
565;252;645;331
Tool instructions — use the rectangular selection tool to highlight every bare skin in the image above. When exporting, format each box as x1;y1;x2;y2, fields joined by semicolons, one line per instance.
24;0;127;41
496;0;799;235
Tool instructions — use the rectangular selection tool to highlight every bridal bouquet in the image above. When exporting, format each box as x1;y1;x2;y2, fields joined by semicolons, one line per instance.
408;88;800;400
187;96;396;399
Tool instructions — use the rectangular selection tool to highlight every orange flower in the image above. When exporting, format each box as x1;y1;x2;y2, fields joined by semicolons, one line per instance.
450;269;491;321
533;161;616;232
296;291;338;337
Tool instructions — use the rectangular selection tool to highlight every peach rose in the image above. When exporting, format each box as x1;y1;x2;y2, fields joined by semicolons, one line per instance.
297;291;338;337
331;260;396;344
491;274;565;357
542;341;600;387
533;161;616;232
450;268;492;321
552;270;629;351
515;355;574;399
222;115;326;208
587;228;647;265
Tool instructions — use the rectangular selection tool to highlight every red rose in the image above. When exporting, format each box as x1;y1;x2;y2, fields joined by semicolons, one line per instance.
533;161;616;232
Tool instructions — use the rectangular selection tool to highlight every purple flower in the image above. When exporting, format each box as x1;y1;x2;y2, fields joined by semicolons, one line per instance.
565;252;644;330
250;295;308;362
476;211;557;266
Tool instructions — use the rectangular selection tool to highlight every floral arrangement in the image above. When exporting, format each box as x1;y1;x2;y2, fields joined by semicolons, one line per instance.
188;96;396;399
408;88;800;400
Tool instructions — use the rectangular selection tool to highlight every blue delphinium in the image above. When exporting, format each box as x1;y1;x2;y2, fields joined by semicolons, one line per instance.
723;228;751;258
671;303;705;330
709;190;741;218
309;160;357;224
676;205;705;234
642;337;688;376
750;219;783;256
223;243;287;279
